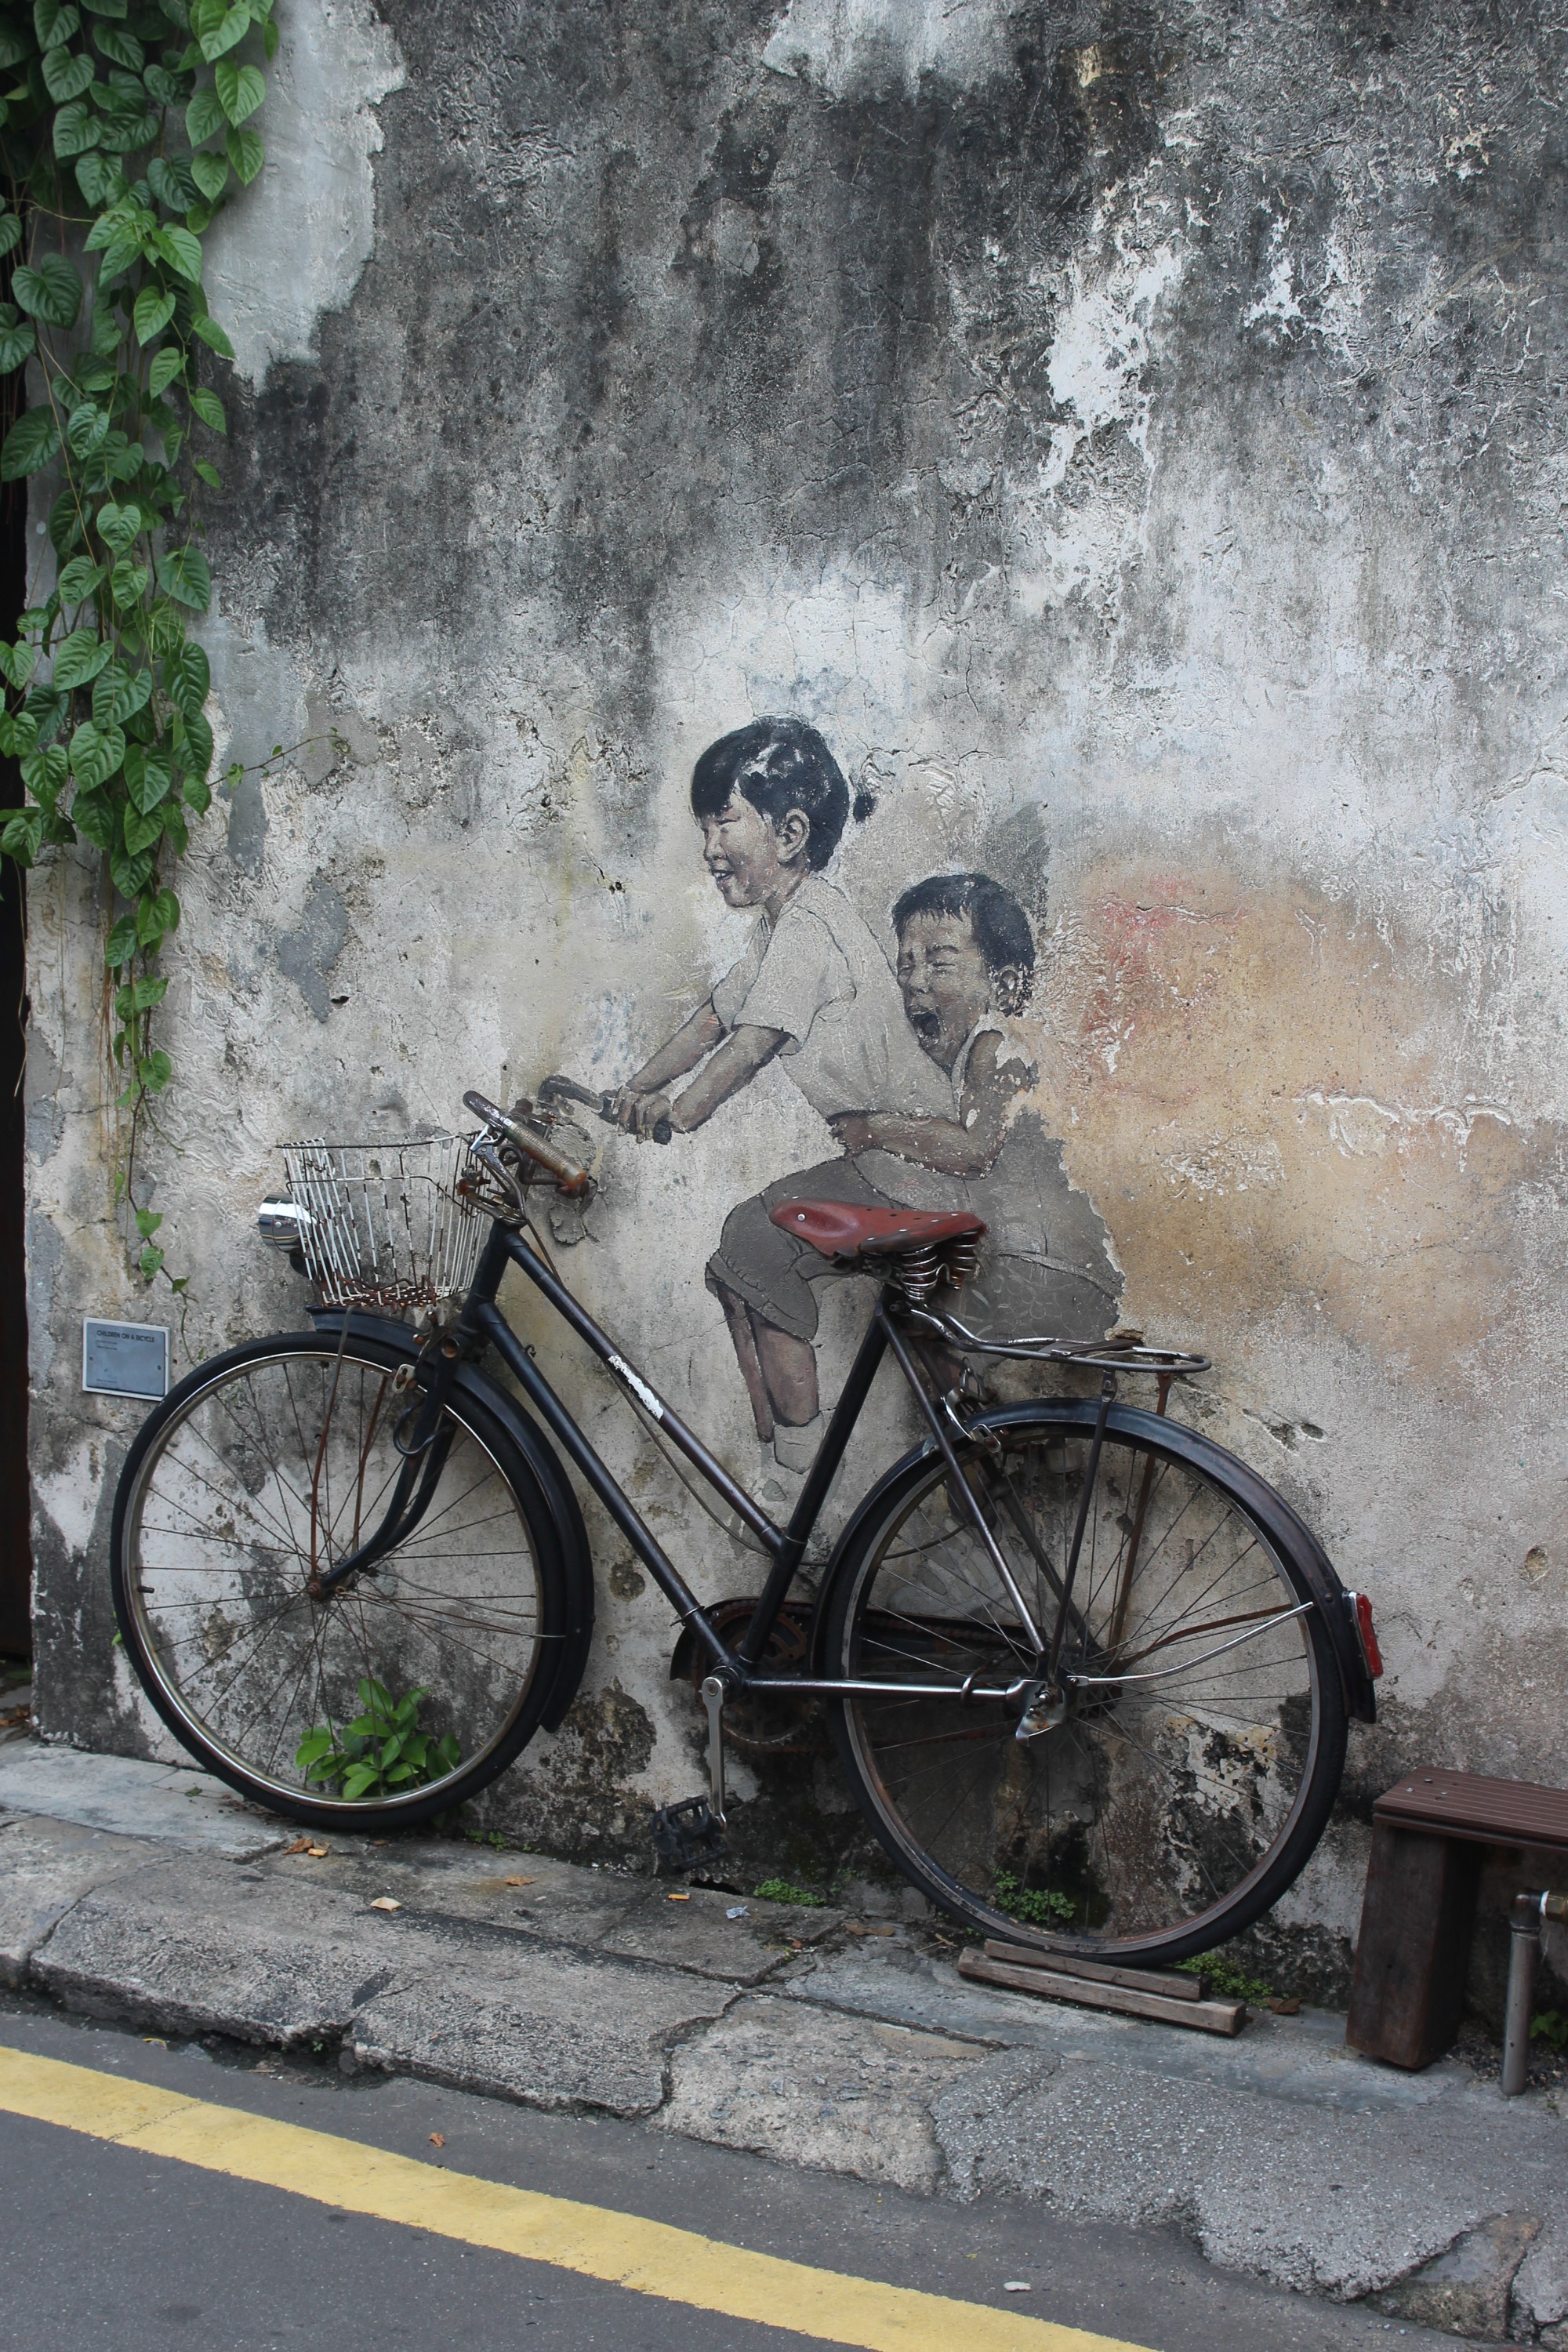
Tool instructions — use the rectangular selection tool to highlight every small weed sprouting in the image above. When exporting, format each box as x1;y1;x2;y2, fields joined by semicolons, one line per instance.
992;1871;1076;1929
753;1877;826;1907
464;1828;507;1851
1533;2010;1568;2052
1177;1954;1276;2005
296;1680;460;1802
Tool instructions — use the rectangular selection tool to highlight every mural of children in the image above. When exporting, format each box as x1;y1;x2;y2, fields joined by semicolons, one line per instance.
829;873;1122;1342
611;718;954;1470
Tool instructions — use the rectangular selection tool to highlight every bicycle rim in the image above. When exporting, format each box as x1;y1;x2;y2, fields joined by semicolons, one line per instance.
827;1410;1342;1958
114;1341;551;1822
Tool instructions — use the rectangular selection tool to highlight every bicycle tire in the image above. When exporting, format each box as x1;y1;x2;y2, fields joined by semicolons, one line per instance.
111;1330;569;1831
819;1400;1347;1962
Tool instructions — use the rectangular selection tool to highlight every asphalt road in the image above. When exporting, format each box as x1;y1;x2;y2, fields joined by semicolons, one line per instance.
1;1993;1451;2352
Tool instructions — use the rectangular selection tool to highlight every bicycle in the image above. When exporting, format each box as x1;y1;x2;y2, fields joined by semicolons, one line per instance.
110;1083;1382;1965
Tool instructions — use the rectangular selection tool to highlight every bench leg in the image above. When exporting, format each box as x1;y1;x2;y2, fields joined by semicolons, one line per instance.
1346;1824;1481;2068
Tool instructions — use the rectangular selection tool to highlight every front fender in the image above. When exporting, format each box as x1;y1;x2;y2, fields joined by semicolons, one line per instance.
810;1397;1376;1723
308;1307;594;1728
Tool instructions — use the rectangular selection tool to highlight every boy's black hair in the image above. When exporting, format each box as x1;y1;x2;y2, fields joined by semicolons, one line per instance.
690;717;873;872
891;872;1036;1013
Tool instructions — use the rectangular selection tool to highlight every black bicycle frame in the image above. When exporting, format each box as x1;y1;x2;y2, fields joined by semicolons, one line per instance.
316;1211;1046;1708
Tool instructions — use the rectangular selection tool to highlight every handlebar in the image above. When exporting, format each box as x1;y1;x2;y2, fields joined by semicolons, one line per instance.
538;1072;672;1145
462;1091;593;1198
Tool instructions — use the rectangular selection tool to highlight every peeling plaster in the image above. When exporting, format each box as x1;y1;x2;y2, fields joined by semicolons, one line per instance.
202;0;405;386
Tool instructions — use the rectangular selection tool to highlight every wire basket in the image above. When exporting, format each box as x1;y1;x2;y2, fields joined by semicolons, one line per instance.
278;1134;492;1312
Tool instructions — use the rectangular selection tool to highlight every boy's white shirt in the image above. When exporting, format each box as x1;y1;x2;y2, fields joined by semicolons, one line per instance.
713;873;951;1129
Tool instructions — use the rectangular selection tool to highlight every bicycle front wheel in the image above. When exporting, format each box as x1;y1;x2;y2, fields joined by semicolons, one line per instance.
822;1403;1346;1962
111;1333;565;1829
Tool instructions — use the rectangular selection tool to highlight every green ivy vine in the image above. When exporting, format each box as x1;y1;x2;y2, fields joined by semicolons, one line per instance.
0;0;274;1283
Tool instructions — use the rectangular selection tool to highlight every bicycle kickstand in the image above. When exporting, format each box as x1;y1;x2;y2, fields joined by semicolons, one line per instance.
650;1676;730;1874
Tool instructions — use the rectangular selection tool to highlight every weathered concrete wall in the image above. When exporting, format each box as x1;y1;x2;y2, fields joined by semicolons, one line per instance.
25;1;1568;1980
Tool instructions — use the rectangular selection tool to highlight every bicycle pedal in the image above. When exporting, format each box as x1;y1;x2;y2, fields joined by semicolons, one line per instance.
652;1795;728;1872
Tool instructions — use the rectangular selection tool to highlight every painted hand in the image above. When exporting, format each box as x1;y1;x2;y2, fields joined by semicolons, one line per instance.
828;1112;874;1153
626;1090;674;1139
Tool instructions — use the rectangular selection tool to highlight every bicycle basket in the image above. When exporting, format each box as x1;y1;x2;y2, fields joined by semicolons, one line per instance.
277;1134;490;1312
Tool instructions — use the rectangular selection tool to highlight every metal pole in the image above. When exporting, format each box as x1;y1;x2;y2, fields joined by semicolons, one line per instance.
1502;1889;1566;2096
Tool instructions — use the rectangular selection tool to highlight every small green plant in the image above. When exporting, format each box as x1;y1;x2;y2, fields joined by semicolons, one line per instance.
753;1877;825;1907
463;1826;507;1851
295;1680;459;1802
992;1870;1077;1928
1176;1954;1276;2005
1532;2009;1568;2052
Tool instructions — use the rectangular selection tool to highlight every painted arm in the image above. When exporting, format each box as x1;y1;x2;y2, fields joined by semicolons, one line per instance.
829;1034;1033;1175
610;1000;724;1135
668;1023;786;1132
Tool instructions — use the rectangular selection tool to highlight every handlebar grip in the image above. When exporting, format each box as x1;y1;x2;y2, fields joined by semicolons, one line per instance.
462;1090;593;1198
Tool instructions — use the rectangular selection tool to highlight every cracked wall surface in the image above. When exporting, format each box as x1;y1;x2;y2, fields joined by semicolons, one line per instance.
22;0;1568;1962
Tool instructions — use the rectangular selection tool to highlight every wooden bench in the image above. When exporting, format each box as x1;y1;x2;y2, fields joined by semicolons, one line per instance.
1346;1769;1568;2070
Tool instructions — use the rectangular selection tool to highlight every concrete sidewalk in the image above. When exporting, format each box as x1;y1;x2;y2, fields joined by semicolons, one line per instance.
2;1738;1563;2345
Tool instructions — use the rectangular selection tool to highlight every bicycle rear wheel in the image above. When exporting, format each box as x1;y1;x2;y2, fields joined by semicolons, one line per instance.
821;1403;1346;1962
111;1333;564;1829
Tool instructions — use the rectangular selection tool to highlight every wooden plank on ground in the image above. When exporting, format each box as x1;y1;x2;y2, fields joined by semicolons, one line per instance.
959;1948;1247;2035
982;1941;1201;2001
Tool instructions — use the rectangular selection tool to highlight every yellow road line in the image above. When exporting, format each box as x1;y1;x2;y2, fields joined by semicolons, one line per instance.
0;2042;1156;2352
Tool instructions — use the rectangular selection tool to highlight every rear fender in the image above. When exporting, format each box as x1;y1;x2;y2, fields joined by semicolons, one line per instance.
308;1308;594;1727
810;1399;1376;1722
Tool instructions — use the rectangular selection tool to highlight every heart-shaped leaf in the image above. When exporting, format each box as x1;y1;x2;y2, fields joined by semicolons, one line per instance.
41;43;94;100
153;223;202;282
13;253;82;328
122;802;162;855
95;499;140;552
110;559;150;608
133;283;176;344
1;408;60;479
124;744;172;814
0;638;38;690
92;660;151;728
56;555;106;605
69;716;125;789
185;85;225;145
34;0;81;48
0;807;43;866
214;58;264;125
72;789;116;851
52;98;101;157
147;347;183;400
0;310;37;370
225;123;263;183
162;641;210;717
190;147;228;201
105;912;139;969
111;844;154;899
198;1;249;60
53;629;114;689
22;742;70;805
155;546;211;612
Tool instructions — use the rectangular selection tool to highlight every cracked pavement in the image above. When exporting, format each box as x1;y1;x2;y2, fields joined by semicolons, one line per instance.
2;1740;1564;2343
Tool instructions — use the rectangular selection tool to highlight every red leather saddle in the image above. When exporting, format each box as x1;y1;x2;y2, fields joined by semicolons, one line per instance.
770;1199;986;1259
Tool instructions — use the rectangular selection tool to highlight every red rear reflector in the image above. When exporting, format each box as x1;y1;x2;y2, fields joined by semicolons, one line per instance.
1352;1592;1384;1678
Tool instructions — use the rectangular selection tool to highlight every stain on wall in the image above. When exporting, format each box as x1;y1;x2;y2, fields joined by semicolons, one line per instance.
24;0;1568;1980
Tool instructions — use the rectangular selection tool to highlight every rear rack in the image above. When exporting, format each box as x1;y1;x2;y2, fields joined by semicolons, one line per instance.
907;1308;1210;1380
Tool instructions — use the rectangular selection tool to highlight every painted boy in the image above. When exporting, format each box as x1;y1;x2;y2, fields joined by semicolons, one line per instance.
829;872;1121;1341
612;717;953;1471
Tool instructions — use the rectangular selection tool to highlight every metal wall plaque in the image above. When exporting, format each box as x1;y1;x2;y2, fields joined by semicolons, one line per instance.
82;1319;169;1401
